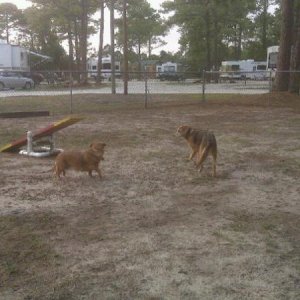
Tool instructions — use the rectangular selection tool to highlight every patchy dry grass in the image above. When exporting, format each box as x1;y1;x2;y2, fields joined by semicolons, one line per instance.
0;213;64;298
0;92;299;299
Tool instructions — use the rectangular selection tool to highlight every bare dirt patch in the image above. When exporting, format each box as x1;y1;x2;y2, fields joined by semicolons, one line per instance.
0;93;299;299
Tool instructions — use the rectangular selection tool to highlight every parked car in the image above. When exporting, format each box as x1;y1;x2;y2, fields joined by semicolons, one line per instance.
158;72;185;81
22;72;45;85
0;71;34;90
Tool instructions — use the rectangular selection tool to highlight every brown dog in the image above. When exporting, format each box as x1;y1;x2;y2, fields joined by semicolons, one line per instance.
177;125;217;177
54;141;106;178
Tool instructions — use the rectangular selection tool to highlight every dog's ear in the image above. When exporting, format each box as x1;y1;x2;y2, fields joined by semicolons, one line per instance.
177;125;184;133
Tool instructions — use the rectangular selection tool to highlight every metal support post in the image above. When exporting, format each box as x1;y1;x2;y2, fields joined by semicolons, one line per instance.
144;72;148;109
27;131;33;154
202;70;206;102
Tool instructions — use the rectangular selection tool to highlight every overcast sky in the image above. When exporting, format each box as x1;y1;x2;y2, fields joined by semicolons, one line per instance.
0;0;180;54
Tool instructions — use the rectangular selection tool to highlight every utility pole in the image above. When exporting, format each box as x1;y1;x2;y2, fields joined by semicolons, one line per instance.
110;0;116;94
123;0;129;95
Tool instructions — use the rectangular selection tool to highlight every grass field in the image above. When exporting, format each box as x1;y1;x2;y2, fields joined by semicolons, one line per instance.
0;92;299;299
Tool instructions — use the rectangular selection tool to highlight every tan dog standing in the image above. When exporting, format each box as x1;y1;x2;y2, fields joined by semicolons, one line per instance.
54;141;106;178
177;125;217;177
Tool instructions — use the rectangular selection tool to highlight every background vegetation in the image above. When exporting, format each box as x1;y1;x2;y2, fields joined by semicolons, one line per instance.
0;0;299;91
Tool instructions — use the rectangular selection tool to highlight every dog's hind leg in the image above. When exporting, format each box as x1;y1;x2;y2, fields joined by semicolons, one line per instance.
53;160;68;179
196;147;209;173
53;163;57;178
211;149;217;177
54;162;61;179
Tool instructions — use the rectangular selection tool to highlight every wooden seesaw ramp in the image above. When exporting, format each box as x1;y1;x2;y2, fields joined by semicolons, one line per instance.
0;116;83;153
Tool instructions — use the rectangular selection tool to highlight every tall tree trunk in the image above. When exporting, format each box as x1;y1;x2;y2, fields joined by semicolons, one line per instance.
234;24;242;60
274;0;294;91
67;22;74;77
237;24;242;60
30;32;34;51
261;0;268;53
148;36;151;58
212;20;219;69
80;0;88;84
97;0;105;83
288;1;300;93
110;0;116;94
138;38;142;79
5;13;9;43
204;1;211;69
123;0;129;95
74;20;81;79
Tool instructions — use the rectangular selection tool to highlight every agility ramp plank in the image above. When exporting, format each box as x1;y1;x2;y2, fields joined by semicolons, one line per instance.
0;116;83;153
0;111;50;118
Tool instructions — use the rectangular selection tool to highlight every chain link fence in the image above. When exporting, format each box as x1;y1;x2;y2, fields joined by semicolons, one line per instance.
0;69;298;116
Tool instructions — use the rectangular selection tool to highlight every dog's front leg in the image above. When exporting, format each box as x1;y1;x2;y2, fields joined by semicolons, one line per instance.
96;168;102;178
189;149;197;161
198;164;204;173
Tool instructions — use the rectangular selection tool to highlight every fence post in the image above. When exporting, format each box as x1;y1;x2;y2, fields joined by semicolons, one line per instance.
144;71;148;109
70;72;73;114
202;70;206;102
269;70;273;92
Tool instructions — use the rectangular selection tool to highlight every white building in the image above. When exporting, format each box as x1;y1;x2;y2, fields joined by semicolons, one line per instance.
0;40;29;71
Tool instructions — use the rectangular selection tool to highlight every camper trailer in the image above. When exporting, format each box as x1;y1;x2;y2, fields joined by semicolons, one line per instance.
266;45;279;78
156;62;184;81
87;55;121;80
0;41;29;71
220;59;267;81
267;46;279;70
251;61;268;80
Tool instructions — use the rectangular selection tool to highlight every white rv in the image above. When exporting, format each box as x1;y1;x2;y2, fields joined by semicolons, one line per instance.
251;61;268;80
87;55;121;80
0;40;29;71
220;59;267;80
156;62;184;81
267;45;279;70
